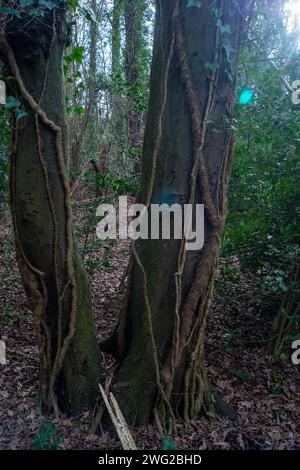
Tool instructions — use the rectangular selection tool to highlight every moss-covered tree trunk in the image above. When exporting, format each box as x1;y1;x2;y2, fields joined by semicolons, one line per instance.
110;0;253;428
0;6;100;416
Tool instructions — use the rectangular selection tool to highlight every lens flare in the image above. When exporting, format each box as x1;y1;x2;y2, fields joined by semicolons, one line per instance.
239;89;253;105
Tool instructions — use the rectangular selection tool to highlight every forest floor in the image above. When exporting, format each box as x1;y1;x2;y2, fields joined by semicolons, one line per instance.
0;198;299;450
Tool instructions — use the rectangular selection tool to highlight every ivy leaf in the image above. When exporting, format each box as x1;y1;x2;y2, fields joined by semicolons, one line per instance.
0;7;22;18
204;62;219;72
68;46;85;63
217;19;231;35
73;106;84;116
15;109;28;121
68;0;79;10
39;0;57;10
5;96;21;110
235;370;251;382
187;0;202;8
223;42;235;61
212;7;220;18
162;437;177;450
19;0;35;6
225;68;234;83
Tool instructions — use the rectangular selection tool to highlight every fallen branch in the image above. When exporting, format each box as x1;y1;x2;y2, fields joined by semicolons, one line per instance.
99;384;137;450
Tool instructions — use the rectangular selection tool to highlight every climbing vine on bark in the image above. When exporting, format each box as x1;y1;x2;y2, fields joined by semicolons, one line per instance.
0;0;100;416
99;0;254;431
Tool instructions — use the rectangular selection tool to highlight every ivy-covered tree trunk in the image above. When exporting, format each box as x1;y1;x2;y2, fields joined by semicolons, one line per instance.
111;0;127;161
0;6;100;415
110;0;253;427
124;0;146;154
70;0;98;176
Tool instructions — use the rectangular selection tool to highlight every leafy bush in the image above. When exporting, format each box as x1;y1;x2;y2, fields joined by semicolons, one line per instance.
32;420;63;450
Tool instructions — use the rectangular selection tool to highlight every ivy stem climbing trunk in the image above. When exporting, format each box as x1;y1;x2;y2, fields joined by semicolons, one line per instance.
108;0;253;428
0;8;100;416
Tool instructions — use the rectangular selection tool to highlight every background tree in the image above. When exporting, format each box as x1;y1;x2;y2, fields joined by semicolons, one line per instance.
69;0;100;175
124;0;146;162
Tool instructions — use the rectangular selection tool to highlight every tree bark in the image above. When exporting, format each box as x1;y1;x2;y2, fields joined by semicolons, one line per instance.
112;0;122;77
70;0;99;174
124;0;146;154
110;0;253;428
0;7;100;416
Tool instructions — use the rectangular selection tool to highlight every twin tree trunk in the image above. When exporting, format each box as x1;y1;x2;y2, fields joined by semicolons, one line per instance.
1;10;100;415
2;0;252;427
110;0;252;427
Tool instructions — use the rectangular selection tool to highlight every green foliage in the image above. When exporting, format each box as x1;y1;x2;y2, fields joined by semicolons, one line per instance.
5;96;28;121
65;46;85;66
95;174;138;196
0;106;11;197
222;3;300;311
162;437;177;450
0;0;61;19
270;366;284;396
32;420;63;450
234;370;252;383
0;145;9;197
0;305;28;325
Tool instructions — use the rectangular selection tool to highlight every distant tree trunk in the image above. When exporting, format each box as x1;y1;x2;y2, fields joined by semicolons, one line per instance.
112;0;122;77
109;0;253;427
70;0;99;174
110;0;127;164
91;148;108;196
0;8;100;416
124;0;145;154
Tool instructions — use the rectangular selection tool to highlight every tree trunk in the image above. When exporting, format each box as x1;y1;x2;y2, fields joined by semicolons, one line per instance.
110;0;253;428
124;0;145;154
0;8;100;416
110;0;127;166
112;0;122;77
70;0;99;175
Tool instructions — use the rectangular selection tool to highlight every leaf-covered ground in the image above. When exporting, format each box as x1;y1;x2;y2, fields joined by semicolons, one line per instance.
0;201;299;450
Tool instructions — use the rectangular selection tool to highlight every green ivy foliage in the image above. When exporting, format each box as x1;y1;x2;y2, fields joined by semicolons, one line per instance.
223;2;300;297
